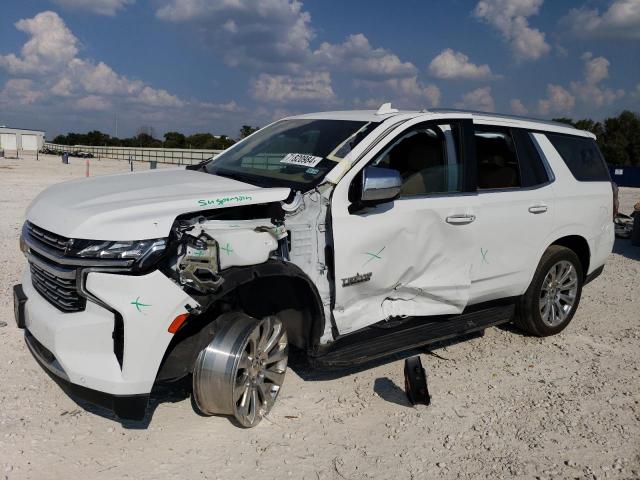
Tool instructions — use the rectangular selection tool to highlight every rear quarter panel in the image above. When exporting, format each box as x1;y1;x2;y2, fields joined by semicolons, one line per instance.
532;133;614;276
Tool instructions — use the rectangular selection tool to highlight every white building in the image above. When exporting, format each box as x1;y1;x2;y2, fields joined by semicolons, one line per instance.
0;126;45;156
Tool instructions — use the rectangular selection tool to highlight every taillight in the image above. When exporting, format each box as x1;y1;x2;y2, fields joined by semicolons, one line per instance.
612;182;619;218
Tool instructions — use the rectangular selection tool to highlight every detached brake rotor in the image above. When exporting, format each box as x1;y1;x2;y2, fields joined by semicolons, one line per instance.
404;355;431;406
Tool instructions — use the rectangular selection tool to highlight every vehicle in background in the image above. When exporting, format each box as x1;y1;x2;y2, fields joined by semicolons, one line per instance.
72;151;94;158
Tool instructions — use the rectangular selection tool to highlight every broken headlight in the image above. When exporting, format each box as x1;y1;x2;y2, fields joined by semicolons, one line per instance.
76;238;167;268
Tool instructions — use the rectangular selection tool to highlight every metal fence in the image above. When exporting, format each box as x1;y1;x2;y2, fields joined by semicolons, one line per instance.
44;143;224;166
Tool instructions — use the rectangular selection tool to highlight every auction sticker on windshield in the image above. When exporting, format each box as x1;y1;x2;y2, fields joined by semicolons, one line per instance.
280;153;323;167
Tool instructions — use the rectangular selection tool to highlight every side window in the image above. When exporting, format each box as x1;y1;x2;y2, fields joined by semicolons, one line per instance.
512;129;550;187
475;126;520;189
369;123;462;196
545;133;610;182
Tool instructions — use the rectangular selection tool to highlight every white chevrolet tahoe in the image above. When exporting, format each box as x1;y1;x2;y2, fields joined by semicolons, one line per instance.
14;105;615;427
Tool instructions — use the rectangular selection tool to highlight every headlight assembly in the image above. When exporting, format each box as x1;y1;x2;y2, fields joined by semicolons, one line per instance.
74;238;167;270
76;239;166;260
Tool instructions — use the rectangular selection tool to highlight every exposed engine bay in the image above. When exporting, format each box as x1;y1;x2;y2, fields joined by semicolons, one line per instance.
163;186;335;345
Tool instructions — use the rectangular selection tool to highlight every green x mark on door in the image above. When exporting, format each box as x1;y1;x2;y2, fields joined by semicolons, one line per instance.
480;248;489;264
131;296;151;313
363;246;385;266
220;243;233;255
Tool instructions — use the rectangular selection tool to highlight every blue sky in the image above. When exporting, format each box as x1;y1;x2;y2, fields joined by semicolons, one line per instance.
0;0;639;139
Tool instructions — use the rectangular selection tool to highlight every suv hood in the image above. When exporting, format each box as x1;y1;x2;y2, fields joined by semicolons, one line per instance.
26;168;290;240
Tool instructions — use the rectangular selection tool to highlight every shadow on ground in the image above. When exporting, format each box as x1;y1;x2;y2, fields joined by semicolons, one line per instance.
613;237;640;261
373;377;412;407
44;324;489;426
45;367;192;429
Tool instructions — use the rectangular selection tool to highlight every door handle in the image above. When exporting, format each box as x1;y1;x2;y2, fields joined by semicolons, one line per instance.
446;214;476;225
528;205;548;214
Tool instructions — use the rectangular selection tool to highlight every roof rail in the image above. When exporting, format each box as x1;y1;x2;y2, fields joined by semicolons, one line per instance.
429;108;576;129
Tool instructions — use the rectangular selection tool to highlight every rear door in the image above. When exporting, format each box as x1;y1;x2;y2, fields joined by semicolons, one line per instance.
330;115;479;335
469;123;555;303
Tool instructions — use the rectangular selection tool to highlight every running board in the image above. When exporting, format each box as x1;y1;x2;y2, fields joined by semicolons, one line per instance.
311;303;515;369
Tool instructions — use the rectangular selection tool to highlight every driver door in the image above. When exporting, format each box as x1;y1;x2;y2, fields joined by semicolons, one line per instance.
330;116;479;335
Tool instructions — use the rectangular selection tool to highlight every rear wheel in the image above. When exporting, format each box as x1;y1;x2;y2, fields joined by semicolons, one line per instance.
515;245;583;336
192;312;288;427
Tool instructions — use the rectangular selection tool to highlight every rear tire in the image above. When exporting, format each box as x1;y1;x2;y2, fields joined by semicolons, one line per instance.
192;312;288;428
515;245;583;337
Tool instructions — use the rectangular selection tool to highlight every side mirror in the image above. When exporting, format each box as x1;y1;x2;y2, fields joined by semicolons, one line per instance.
361;166;402;203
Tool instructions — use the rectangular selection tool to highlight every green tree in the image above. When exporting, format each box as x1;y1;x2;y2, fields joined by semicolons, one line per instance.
239;125;259;139
163;131;186;148
552;117;576;127
85;130;111;146
186;133;216;149
601;110;640;166
133;133;163;148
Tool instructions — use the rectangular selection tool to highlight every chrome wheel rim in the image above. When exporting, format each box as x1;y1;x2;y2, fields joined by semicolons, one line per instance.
232;317;288;427
539;260;579;327
192;313;288;428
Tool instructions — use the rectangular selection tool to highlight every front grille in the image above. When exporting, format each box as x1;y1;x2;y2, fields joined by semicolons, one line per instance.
26;222;70;254
29;259;85;312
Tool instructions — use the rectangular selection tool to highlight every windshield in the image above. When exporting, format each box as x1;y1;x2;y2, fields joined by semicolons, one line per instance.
204;119;378;190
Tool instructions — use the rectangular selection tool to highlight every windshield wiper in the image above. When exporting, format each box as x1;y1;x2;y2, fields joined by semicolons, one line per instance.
212;169;264;186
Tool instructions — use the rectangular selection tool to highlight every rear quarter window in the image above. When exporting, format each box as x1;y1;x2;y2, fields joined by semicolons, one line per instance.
546;133;610;182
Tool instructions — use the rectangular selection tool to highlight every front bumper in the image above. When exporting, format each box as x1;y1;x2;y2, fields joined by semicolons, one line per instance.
25;330;149;420
19;267;197;418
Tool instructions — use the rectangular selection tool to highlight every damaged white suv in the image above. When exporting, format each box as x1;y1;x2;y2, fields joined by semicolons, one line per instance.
14;105;614;426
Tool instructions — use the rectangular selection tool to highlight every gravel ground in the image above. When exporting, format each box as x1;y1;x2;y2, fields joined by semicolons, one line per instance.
1;154;639;480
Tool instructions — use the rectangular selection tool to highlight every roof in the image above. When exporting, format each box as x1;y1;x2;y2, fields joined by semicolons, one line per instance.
286;106;593;138
0;126;45;134
286;109;419;122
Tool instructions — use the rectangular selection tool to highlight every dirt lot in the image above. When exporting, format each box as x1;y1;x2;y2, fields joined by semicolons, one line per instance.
1;154;639;479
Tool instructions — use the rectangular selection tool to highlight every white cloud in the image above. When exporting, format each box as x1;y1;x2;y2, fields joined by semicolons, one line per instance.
250;72;336;104
569;52;624;108
0;79;44;105
156;0;313;71
561;0;640;39
50;0;135;16
156;1;436;107
473;0;550;61
313;34;417;81
135;86;184;108
581;52;610;85
354;76;441;109
0;11;189;114
0;11;79;75
510;98;528;115
428;49;494;79
75;95;111;110
538;84;575;115
455;86;495;111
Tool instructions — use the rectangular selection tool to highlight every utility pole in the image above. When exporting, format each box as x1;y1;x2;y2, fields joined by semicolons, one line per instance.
115;113;118;139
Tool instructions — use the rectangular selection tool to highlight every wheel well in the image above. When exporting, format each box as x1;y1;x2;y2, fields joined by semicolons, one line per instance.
550;235;590;278
235;276;321;350
156;265;324;382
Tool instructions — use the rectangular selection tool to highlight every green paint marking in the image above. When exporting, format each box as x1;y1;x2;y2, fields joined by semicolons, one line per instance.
480;248;489;264
197;195;253;208
130;296;151;313
363;246;386;266
220;243;233;255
